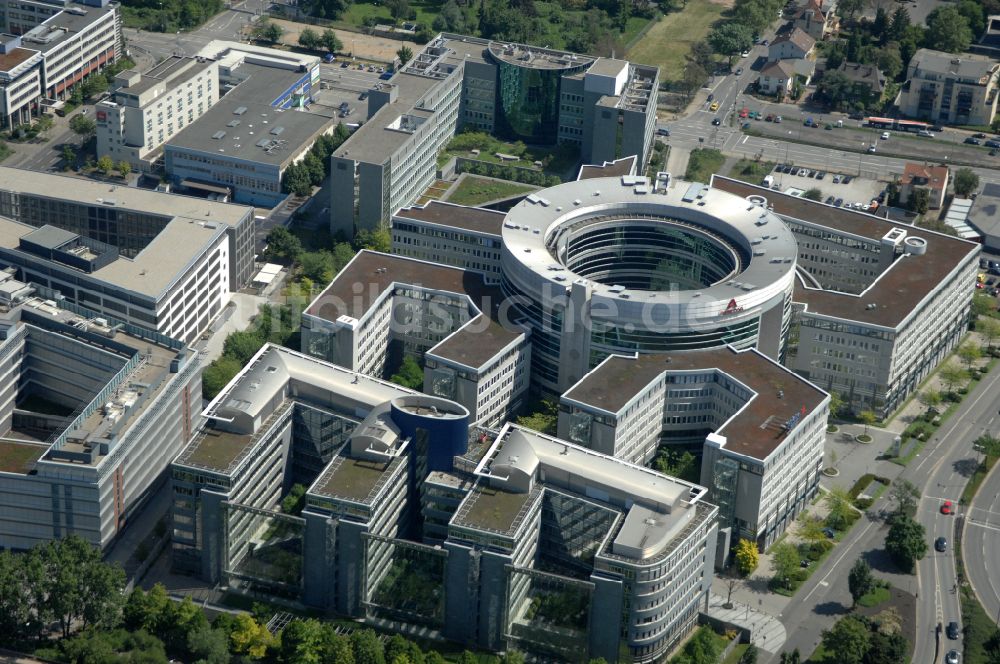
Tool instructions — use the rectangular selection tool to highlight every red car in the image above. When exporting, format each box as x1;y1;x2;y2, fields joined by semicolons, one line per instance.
941;500;953;515
739;108;749;119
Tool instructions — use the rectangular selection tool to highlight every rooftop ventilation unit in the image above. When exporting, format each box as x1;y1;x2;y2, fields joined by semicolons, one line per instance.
270;126;285;136
212;130;226;139
233;106;247;115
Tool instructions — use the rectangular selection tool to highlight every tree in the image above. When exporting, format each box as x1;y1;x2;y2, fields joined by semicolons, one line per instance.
96;154;114;176
351;629;385;664
397;46;414;66
61;144;76;170
954;167;980;197
958;341;982;373
821;616;871;664
907;187;930;214
222;329;265;365
70;113;96;137
263;21;284;44
282;162;313;196
162;596;209;654
229;614;273;660
889;479;920;516
824;485;855;531
265;226;303;264
838;0;864;20
298;27;320;50
925;6;974;53
390;355;424;389
829;391;845;418
973;433;1000;461
848;559;875;606
280;619;329;664
803;188;823;201
889;7;911;42
320;29;343;53
859;409;877;436
770;542;800;588
386;0;412;19
739;645;759;664
884;513;927;573
188;626;231;664
875;44;904;82
35;114;53;134
973;293;995;319
682;61;708;98
977;317;1000;350
501;652;525;664
918;389;942;413
203;356;243;399
433;0;468;32
734;538;759;576
708;23;753;67
799;516;828;542
117;160;131;178
653;448;700;483
956;0;986;36
354;228;391;252
866;630;908;664
517;399;558;435
940;361;968;394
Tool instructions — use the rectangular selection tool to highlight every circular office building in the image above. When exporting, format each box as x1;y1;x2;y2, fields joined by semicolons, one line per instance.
499;176;798;393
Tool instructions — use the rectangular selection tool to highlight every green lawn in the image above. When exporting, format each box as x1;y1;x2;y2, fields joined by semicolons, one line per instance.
446;176;538;206
857;584;891;608
685;148;725;183
626;1;725;79
728;159;776;186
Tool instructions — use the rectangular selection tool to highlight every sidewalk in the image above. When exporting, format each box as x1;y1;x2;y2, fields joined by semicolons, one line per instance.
665;146;690;178
705;592;787;654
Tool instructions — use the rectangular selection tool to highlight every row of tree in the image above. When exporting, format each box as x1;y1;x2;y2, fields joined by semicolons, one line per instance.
121;0;225;33
282;123;352;197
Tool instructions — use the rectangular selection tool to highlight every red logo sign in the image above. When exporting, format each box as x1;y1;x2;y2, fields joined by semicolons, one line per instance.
720;298;745;315
96;110;107;121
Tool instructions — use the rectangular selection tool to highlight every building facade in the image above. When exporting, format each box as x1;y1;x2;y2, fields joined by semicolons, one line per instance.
713;176;979;416
171;343;718;664
329;33;659;236
0;34;41;130
0;167;256;343
96;56;220;172
899;48;1000;126
0;295;199;550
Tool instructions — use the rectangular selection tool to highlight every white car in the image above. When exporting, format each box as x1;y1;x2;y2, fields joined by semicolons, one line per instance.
741;50;750;57
881;131;890;140
946;649;960;664
868;144;876;153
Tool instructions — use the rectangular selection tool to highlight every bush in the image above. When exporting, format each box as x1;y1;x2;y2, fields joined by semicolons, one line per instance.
855;497;875;510
799;540;833;561
849;473;876;499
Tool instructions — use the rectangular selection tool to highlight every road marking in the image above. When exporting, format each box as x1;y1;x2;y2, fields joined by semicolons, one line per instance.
965;520;1000;535
801;520;876;603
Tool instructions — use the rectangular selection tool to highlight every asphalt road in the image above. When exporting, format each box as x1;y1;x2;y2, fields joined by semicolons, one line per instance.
963;413;1000;626
124;0;271;62
767;362;1000;663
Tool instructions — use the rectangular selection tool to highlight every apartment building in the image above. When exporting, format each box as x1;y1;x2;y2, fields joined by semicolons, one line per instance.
0;33;41;130
13;0;122;101
300;250;529;426
0;295;199;550
96;55;220;172
171;343;717;664
329;33;658;236
0;167;255;343
899;162;950;210
713;176;980;416
899;48;1000;126
558;347;829;551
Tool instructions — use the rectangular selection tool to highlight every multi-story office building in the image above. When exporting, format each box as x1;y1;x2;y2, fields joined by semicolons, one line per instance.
391;201;505;282
0;34;42;130
329;33;659;236
558;347;829;551
171;343;718;664
301;250;529;426
14;0;121;101
0;293;199;550
164;62;331;207
96;55;220;172
0;167;255;343
898;48;1000;126
713;176;980;415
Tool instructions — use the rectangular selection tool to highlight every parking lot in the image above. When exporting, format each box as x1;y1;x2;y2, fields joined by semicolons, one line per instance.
770;164;884;210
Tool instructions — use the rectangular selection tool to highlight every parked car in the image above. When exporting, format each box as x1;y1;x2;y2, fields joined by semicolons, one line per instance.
710;101;720;111
656;127;670;136
798;168;809;176
965;137;982;145
931;124;944;132
341;61;349;68
358;91;368;100
774;115;782;123
973;132;987;138
832;174;842;183
936;537;948;552
881;131;891;140
741;50;750;57
868;144;876;152
947;621;960;640
323;53;335;63
822;527;836;538
736;67;743;75
918;129;935;137
739;108;749;118
986;140;1000;148
741;121;751;129
766;114;774;121
825;196;835;204
834;197;844;207
842;175;853;184
707;93;715;102
816;171;826;180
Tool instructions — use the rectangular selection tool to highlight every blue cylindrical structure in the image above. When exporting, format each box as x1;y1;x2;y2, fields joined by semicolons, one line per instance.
390;395;469;472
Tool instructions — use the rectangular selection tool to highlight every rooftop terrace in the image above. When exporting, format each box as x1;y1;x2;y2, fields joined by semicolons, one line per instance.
0;440;46;474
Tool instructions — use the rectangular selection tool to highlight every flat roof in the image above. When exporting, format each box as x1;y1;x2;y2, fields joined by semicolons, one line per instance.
486;41;596;70
0;214;227;298
309;455;401;503
21;1;116;53
22;224;77;249
711;176;979;328
427;313;522;369
563;346;828;461
166;64;333;167
0;166;252;227
459;483;538;533
0;46;39;72
116;56;214;98
0;440;46;474
394;200;504;235
968;182;1000;238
